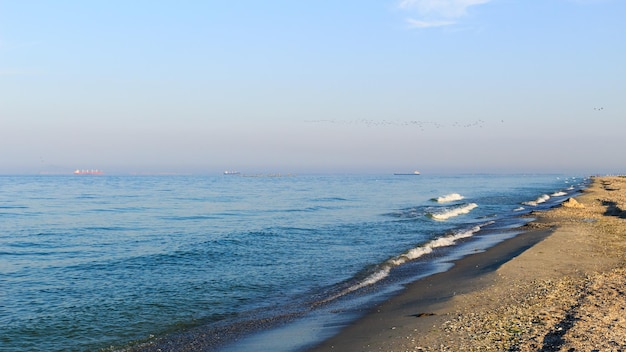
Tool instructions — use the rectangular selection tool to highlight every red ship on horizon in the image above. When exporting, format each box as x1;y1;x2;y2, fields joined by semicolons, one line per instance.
73;169;104;175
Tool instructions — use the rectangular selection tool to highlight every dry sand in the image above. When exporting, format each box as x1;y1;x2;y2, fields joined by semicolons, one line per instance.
309;176;626;351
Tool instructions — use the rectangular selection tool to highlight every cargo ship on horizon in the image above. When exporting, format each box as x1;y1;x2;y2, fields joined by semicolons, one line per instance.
394;170;421;175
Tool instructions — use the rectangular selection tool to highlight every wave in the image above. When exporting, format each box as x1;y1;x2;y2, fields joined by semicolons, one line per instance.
522;194;550;206
322;223;493;303
312;197;348;202
160;215;220;221
551;191;567;197
513;206;525;212
387;207;422;219
432;193;464;203
428;203;478;221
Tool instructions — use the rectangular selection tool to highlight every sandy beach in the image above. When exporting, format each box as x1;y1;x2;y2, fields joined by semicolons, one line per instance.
309;176;626;351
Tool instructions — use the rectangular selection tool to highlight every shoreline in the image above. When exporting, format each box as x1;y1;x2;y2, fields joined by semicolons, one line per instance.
308;176;626;351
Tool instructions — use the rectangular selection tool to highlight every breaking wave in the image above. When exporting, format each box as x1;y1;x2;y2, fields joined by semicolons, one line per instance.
551;191;567;197
428;203;478;221
322;223;493;303
522;194;550;206
432;193;464;203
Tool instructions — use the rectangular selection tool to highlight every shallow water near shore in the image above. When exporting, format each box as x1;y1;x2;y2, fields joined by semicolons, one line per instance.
0;174;587;351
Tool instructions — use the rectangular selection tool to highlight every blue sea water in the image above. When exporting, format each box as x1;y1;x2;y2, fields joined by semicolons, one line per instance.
0;174;587;351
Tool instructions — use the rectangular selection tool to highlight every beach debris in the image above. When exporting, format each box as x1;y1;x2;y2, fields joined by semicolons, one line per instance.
411;312;437;318
562;198;585;209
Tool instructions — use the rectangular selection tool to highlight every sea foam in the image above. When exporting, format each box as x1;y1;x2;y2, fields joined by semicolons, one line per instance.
522;194;550;206
428;203;478;221
323;223;492;303
432;193;464;203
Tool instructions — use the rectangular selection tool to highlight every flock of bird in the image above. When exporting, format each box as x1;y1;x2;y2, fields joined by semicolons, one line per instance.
305;118;490;130
307;107;606;130
306;107;604;131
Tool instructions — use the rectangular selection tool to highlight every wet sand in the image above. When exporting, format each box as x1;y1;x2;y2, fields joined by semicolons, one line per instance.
308;176;626;351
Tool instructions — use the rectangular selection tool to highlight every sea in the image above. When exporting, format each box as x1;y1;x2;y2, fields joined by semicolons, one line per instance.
0;173;588;352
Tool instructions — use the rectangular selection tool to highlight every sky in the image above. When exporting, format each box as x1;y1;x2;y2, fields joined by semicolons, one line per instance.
1;0;625;175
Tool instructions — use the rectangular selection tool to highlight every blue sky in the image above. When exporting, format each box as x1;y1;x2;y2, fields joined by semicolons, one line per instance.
1;0;625;175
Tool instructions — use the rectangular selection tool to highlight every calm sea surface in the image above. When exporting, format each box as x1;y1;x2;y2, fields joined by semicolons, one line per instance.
0;174;587;351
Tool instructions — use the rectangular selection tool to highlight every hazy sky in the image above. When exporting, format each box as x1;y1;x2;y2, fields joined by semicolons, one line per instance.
1;0;625;175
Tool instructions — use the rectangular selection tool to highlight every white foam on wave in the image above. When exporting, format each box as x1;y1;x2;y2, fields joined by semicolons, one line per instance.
433;193;464;203
522;194;550;206
551;191;567;197
322;223;493;303
513;206;525;212
429;203;478;221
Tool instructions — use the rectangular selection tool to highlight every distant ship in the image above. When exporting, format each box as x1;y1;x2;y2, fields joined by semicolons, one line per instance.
394;171;421;175
74;169;104;175
223;171;241;175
